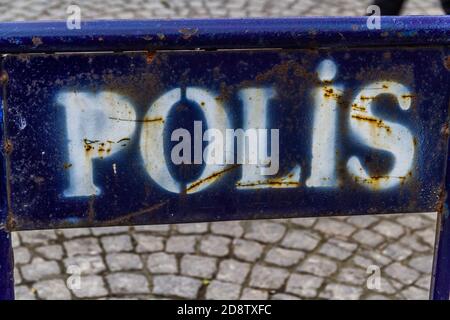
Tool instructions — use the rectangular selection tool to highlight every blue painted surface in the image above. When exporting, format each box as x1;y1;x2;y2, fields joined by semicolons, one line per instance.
431;132;450;300
0;17;448;53
0;230;14;300
432;208;450;300
1;46;449;230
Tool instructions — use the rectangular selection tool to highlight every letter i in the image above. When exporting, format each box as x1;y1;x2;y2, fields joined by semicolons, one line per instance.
306;59;342;187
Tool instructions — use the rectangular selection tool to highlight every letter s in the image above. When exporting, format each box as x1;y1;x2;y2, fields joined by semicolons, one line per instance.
347;81;415;189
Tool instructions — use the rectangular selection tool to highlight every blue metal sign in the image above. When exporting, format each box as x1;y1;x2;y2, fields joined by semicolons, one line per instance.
0;17;450;300
0;47;448;230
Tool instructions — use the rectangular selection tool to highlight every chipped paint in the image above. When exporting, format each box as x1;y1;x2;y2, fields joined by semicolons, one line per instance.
0;46;448;231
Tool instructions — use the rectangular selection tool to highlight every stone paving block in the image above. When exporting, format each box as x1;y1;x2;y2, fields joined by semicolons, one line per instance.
416;228;435;247
381;243;413;261
147;252;178;274
106;253;143;272
91;226;129;236
101;235;133;253
290;217;317;228
297;255;338;277
346;216;379;228
133;234;165;253
217;259;250;284
286;273;323;298
318;241;353;261
365;294;391;300
12;233;21;248
240;288;269;300
133;224;171;234
21;258;61;282
20;230;58;245
360;250;392;266
59;228;91;239
249;265;289;289
319;283;363;300
71;276;108;298
14;247;31;265
400;286;428;300
270;293;300;300
206;280;241;300
232;239;264;262
352;229;385;248
64;237;102;257
399;234;430;253
14;267;22;285
153;275;202;299
336;267;367;286
314;219;356;237
408;255;433;274
372;220;405;239
180;254;217;279
384;262;420;285
34;279;71;300
166;235;197;253
415;275;431;290
15;285;36;300
64;255;106;275
264;247;305;267
176;222;209;234
281;230;320;251
35;244;64;260
107;273;150;294
396;215;432;230
200;235;230;257
211;221;244;237
244;221;286;243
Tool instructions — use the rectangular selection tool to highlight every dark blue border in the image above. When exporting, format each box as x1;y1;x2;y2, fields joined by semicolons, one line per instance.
0;16;449;53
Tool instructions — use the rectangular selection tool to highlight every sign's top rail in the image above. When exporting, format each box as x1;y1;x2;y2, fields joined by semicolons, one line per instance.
0;16;449;53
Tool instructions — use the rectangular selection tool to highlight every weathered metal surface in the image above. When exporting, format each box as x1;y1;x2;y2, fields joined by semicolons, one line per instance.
431;208;450;300
0;230;14;300
0;44;449;231
431;127;450;300
0;17;449;53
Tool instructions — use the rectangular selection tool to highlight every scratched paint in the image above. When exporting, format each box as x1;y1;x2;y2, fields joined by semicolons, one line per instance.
0;47;449;231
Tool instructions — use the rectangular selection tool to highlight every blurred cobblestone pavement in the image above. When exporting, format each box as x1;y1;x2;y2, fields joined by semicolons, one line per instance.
0;0;445;300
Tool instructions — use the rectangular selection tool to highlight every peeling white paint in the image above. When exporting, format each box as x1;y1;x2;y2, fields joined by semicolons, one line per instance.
57;91;136;197
347;81;415;189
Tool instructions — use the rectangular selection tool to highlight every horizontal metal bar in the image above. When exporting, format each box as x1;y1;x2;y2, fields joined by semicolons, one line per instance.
0;230;14;300
0;16;449;53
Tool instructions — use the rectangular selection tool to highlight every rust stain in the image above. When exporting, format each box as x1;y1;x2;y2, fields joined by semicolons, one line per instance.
63;163;72;169
104;201;168;226
6;213;16;231
351;114;392;132
4;139;13;154
31;36;43;46
351;103;366;112
108;116;164;123
146;51;156;64
360;95;376;101
179;27;199;40
354;175;408;189
186;164;240;193
237;181;300;188
0;71;8;84
84;138;131;159
444;56;450;71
